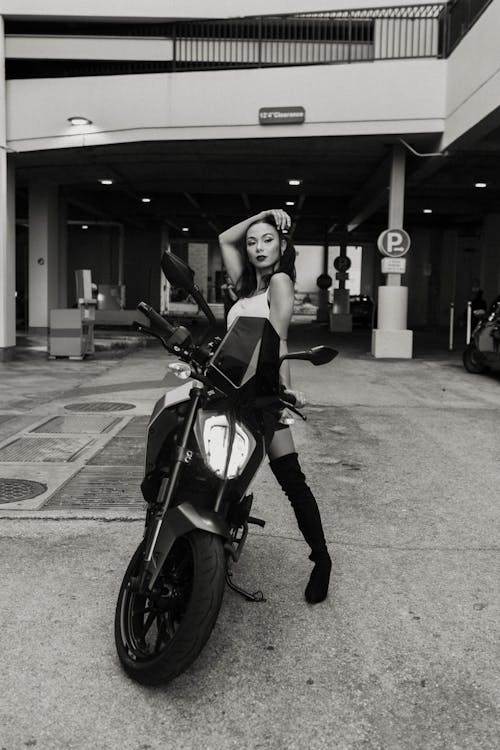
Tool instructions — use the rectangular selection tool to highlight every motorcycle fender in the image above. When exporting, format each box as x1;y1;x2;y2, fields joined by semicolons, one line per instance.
145;502;229;590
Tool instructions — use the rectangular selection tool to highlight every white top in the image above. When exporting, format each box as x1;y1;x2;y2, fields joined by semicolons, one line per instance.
226;289;270;329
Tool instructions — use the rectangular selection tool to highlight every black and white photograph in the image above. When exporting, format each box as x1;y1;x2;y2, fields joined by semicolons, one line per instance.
0;0;499;747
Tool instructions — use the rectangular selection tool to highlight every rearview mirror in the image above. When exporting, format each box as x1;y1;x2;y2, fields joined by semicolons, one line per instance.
161;251;195;291
161;250;216;327
280;346;338;366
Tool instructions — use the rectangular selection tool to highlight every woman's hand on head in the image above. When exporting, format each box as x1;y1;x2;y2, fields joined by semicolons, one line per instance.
262;209;291;232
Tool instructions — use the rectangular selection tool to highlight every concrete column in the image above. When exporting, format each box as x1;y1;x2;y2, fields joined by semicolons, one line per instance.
0;16;16;361
387;145;405;287
160;223;170;314
330;232;352;332
360;242;375;298
58;194;68;308
28;181;60;331
316;240;330;323
372;144;413;359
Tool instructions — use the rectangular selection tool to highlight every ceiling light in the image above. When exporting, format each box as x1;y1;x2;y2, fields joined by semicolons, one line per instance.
286;201;295;206
288;179;302;186
423;209;433;214
141;197;151;203
68;116;92;126
475;182;487;188
182;227;190;232
99;179;113;185
81;224;89;229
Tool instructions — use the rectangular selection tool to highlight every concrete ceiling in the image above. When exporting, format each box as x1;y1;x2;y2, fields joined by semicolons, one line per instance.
14;128;500;244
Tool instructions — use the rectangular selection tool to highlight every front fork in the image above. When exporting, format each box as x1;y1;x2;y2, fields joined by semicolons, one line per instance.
140;386;204;590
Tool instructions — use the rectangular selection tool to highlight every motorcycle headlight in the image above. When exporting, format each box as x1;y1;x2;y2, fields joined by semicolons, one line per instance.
200;414;254;479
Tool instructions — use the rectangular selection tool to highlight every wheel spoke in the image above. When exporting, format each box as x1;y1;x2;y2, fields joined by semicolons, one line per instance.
135;607;154;616
154;615;168;653
141;610;157;638
164;610;176;639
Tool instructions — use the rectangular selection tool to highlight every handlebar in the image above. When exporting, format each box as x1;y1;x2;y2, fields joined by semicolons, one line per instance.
137;302;176;336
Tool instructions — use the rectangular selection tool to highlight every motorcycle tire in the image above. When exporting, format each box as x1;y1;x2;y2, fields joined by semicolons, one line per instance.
462;344;488;374
114;530;226;685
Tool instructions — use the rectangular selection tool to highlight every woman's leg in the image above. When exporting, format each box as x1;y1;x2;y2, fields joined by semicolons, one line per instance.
268;424;296;460
268;427;331;604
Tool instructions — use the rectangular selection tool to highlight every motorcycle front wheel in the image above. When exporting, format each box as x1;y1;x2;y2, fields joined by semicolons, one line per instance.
114;530;226;685
463;344;488;374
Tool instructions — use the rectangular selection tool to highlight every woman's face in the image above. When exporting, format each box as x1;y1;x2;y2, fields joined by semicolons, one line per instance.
245;222;282;272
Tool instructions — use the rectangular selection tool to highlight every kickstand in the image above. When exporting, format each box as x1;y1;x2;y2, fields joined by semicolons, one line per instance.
225;567;266;602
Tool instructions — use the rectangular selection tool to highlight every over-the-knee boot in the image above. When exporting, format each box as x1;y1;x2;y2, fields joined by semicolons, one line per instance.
269;452;331;604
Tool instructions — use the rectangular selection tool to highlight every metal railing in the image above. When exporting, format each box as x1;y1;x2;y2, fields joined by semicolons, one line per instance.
172;6;447;71
5;2;492;79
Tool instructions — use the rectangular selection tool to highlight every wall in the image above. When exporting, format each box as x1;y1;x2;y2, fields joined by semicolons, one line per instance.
443;0;500;148
7;59;446;152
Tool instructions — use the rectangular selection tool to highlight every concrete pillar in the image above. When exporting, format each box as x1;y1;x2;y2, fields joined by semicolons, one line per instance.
316;240;330;323
58;194;68;308
330;232;352;332
372;144;413;358
360;242;375;298
160;223;170;314
0;16;16;361
387;145;405;287
28;181;60;331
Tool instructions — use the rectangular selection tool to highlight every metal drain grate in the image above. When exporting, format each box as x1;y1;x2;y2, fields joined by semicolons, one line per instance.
32;416;120;434
0;478;48;503
64;402;135;412
89;437;144;466
45;466;144;509
118;416;149;437
0;436;93;462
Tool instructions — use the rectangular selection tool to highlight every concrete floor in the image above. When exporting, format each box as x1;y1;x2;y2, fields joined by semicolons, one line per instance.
0;324;499;749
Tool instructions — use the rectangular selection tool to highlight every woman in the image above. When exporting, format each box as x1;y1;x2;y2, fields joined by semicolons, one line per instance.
218;208;332;604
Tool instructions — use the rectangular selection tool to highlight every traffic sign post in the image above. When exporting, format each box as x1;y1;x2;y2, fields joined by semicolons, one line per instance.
372;225;413;359
329;244;352;333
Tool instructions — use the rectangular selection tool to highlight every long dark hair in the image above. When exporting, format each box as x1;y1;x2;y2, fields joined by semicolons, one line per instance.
236;216;296;298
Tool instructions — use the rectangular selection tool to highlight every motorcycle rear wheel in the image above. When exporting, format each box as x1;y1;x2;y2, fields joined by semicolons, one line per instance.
463;344;488;374
114;530;225;685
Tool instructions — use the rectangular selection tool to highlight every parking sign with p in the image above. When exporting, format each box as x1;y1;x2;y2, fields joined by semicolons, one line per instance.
377;228;411;258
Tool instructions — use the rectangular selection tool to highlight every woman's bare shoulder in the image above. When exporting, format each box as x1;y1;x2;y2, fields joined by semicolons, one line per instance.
268;273;294;292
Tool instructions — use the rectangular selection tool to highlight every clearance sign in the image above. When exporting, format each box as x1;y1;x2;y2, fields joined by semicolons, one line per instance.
259;107;306;125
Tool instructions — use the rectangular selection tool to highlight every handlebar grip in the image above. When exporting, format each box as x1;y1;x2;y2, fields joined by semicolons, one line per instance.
137;302;175;335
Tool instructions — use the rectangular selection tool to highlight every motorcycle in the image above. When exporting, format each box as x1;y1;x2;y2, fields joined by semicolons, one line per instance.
463;295;500;373
114;251;338;685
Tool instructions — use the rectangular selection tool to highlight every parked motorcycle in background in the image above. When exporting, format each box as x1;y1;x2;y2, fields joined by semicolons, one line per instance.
463;295;500;373
114;251;338;685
